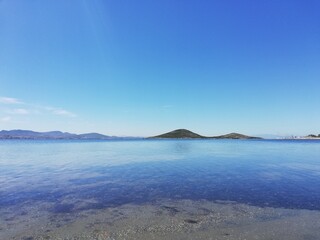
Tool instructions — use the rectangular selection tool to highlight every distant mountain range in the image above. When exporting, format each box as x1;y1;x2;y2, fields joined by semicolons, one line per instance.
151;129;262;139
0;130;137;140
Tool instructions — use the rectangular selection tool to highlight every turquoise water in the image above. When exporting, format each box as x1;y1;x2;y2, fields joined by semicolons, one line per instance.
1;139;320;213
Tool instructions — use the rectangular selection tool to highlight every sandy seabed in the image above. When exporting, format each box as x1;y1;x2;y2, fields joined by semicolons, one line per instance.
1;199;320;240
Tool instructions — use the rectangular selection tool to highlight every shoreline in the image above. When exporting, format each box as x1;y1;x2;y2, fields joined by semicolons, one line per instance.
2;199;320;240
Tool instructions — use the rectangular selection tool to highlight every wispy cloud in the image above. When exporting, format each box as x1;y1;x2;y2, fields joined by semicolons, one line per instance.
0;97;24;104
0;116;11;122
7;108;29;115
1;96;77;118
51;109;76;117
43;106;76;117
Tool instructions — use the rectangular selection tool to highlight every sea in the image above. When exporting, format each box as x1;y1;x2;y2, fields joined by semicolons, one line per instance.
1;139;320;239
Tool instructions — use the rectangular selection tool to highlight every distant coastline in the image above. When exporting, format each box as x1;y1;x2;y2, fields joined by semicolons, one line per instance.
283;137;320;140
0;129;261;140
1;129;319;140
0;130;139;140
280;134;320;140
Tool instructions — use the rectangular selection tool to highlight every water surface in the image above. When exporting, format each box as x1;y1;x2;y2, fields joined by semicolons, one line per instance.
1;139;320;239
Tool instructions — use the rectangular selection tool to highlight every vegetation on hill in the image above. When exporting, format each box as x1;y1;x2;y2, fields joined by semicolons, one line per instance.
151;129;261;139
212;133;261;139
151;129;205;138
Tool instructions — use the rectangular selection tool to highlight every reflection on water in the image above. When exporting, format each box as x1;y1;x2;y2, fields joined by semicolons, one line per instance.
172;140;193;154
1;139;320;238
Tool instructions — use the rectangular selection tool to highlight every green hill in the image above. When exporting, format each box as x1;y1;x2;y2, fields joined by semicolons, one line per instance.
151;129;206;139
212;132;261;139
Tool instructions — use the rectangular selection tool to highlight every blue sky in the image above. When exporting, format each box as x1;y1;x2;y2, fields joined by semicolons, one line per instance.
0;0;319;137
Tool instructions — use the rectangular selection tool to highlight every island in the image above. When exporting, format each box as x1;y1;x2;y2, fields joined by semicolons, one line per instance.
151;129;206;139
150;129;261;139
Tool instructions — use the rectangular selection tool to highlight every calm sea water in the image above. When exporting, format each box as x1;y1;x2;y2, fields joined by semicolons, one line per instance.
1;139;320;213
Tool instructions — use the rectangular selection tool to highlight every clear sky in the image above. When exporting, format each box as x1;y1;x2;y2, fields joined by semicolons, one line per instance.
0;0;319;137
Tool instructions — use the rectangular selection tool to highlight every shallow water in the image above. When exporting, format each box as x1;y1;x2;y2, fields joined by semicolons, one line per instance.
1;139;320;239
